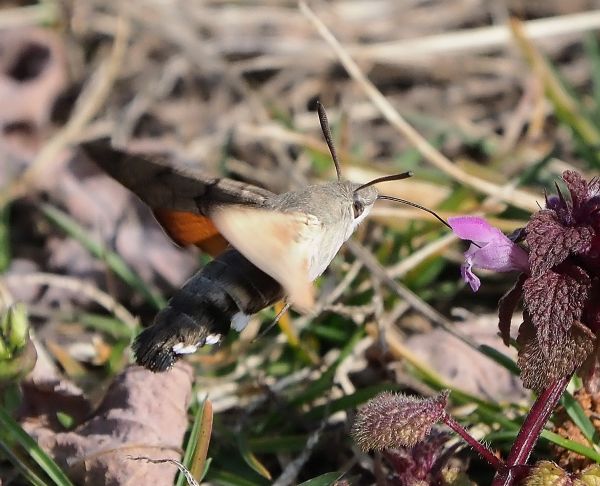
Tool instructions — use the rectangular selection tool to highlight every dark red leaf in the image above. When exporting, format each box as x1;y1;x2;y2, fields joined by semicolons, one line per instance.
526;211;593;276
517;317;595;392
497;273;526;346
563;170;589;211
383;431;451;483
523;265;591;357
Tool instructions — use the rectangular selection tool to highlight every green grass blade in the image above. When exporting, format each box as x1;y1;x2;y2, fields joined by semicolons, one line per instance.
306;324;348;343
477;344;520;376
238;433;272;480
297;472;343;486
247;434;308;453
401;353;505;413
0;407;74;486
561;391;600;447
78;312;135;340
514;150;555;187
177;404;203;486
40;203;165;309
540;430;600;462
0;439;48;486
177;398;213;486
205;467;269;486
485;423;600;461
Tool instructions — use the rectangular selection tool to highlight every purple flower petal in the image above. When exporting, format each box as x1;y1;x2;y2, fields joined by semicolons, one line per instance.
448;216;501;245
449;216;529;292
461;257;481;292
467;239;529;273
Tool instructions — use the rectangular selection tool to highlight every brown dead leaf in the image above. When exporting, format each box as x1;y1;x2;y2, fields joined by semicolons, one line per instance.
404;315;527;403
20;338;91;432
22;361;194;486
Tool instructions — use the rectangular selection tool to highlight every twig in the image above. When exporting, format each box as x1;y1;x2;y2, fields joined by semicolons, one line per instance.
353;10;600;64
321;303;374;323
231;10;600;70
378;301;410;332
128;456;199;486
294;259;363;330
299;0;540;213
387;232;457;279
271;406;334;486
123;0;305;187
346;240;485;354
2;273;138;330
335;336;373;396
236;122;348;165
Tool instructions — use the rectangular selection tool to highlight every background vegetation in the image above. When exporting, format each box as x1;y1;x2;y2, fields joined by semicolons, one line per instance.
1;1;600;484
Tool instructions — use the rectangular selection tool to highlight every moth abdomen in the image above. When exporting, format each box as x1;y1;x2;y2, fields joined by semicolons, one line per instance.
132;291;234;372
133;248;284;372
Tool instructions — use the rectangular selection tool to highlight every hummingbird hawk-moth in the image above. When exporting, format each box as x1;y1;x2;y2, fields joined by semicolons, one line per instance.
82;104;446;372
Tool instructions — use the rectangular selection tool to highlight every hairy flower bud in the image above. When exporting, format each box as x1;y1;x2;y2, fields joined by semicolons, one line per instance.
524;461;573;486
524;461;600;486
352;390;449;451
579;464;600;485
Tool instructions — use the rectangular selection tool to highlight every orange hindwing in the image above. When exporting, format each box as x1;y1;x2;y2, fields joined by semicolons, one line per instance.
153;208;228;257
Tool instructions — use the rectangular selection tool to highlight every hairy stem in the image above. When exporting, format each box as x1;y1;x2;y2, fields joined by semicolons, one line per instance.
443;413;505;471
491;374;572;486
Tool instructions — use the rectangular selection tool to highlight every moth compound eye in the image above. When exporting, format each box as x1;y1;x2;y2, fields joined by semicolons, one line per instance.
353;201;364;219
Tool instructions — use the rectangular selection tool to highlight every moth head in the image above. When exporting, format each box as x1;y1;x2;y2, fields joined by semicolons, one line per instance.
349;182;377;226
316;101;450;230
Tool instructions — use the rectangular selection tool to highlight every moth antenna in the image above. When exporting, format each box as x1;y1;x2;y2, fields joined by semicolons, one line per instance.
354;172;413;193
316;100;342;181
377;194;452;230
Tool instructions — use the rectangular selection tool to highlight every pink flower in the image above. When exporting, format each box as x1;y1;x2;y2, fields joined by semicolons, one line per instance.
448;216;529;292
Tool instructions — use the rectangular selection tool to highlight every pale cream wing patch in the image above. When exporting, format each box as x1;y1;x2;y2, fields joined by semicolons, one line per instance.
211;205;321;312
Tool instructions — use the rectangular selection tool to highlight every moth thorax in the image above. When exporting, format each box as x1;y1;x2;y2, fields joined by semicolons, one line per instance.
307;204;371;281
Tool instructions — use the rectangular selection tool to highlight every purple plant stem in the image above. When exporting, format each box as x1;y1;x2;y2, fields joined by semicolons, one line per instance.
491;373;572;486
442;412;505;471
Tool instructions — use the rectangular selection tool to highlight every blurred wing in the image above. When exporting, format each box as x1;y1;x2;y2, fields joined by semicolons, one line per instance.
81;138;274;257
211;205;320;311
153;209;228;256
